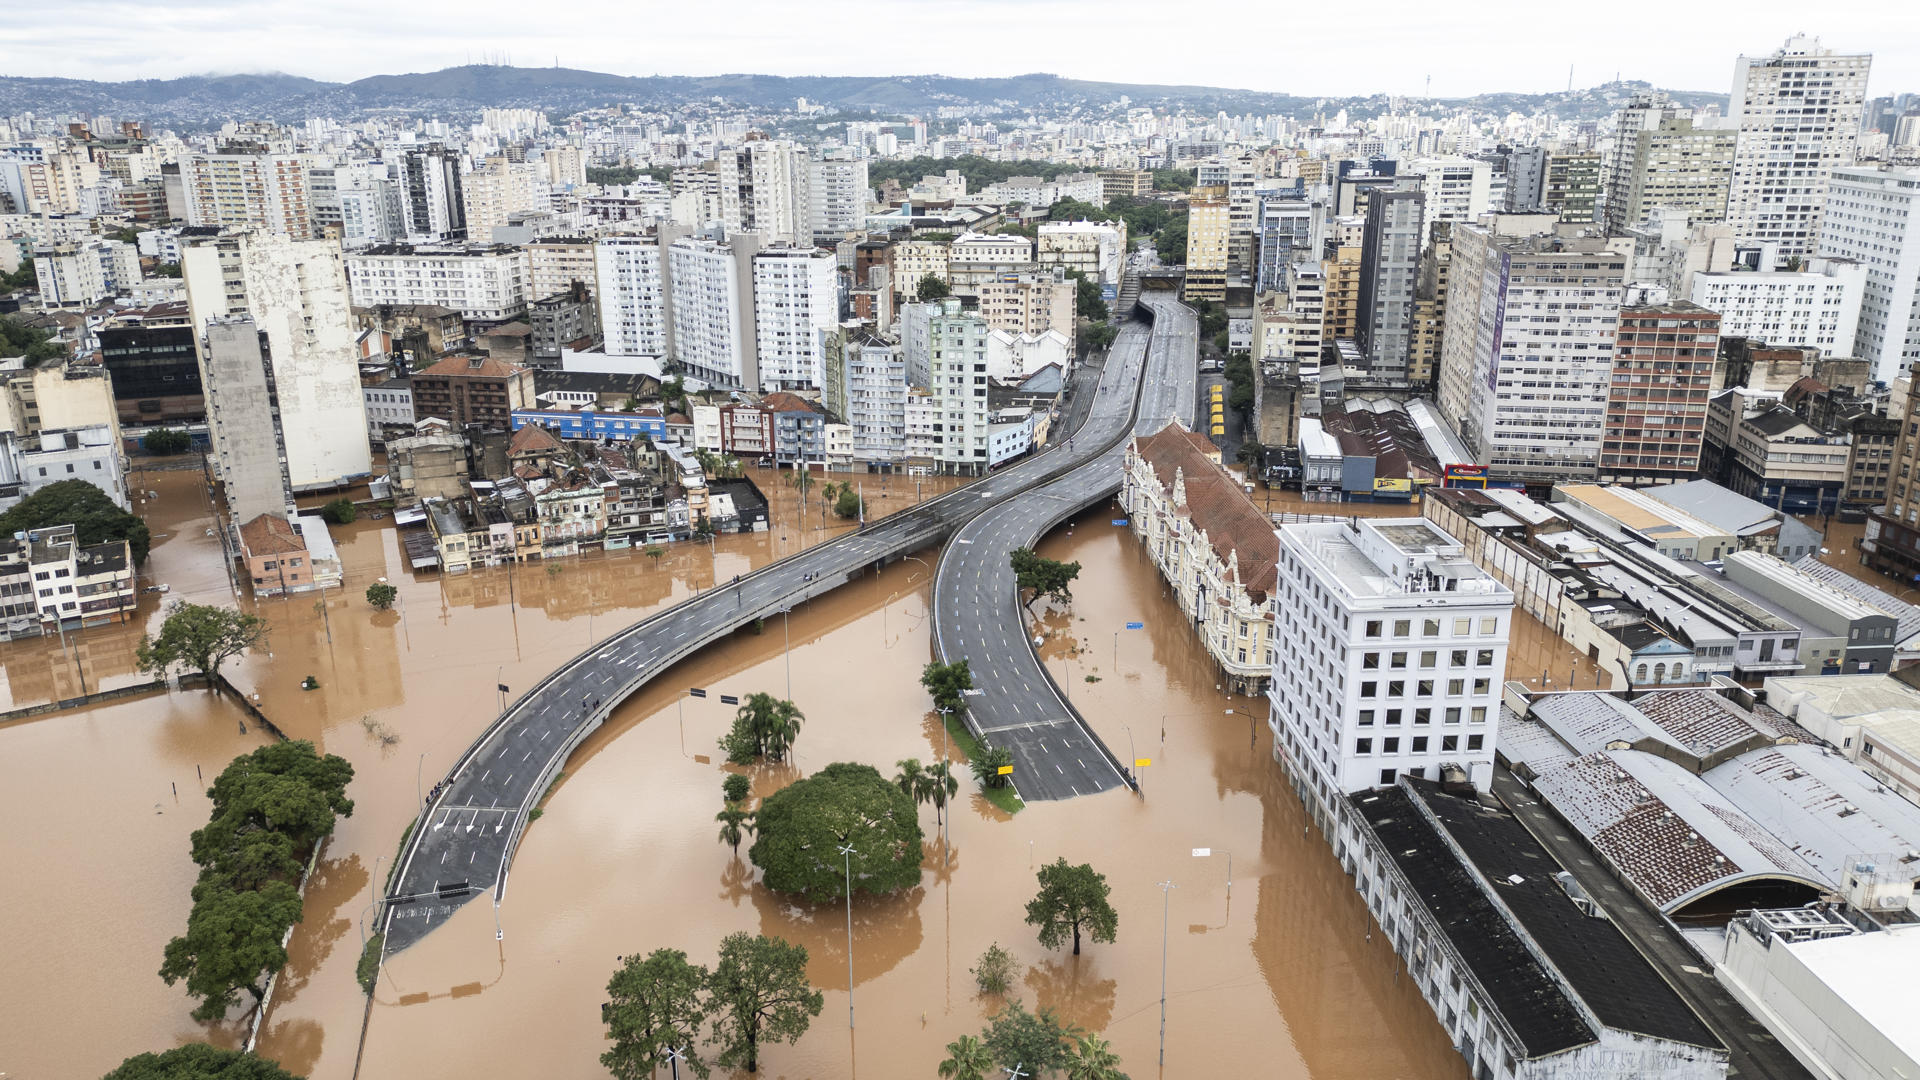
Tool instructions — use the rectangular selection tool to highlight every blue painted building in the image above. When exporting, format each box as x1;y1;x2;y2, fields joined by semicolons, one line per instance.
510;408;667;443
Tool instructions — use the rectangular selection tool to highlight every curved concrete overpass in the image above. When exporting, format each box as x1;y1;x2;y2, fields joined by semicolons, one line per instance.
381;310;1157;953
931;294;1199;800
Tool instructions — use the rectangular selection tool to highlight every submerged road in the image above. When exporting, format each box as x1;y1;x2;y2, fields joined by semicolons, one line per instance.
381;293;1161;953
932;292;1198;800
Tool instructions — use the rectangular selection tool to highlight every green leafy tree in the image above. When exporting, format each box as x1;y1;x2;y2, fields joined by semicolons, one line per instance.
1025;859;1119;956
643;543;668;564
0;315;68;363
981;1000;1079;1073
1046;198;1108;223
0;257;39;293
832;485;862;520
788;468;814;511
716;804;755;855
1064;1034;1129;1080
926;761;959;826
151;262;182;279
0;478;152;562
587;165;642;186
916;274;951;302
158;880;303;1021
1066;270;1110;324
601;948;711;1080
1010;547;1082;613
136;601;268;690
318;498;357;525
719;693;806;764
970;744;1015;790
1153;216;1188;265
1083;322;1118;351
939;1034;996;1080
970;942;1018;997
365;582;397;610
1152;168;1195;191
921;659;973;715
722;773;752;804
102;1042;306;1080
194;741;356;870
144;428;191;455
707;932;823;1074
748;762;924;901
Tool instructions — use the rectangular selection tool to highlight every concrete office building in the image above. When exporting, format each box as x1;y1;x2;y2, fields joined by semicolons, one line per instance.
751;246;839;390
1600;302;1721;485
1604;96;1737;234
181;148;314;238
1437;222;1631;484
182;233;372;494
1037;220;1128;285
1689;258;1865;358
462;158;541;244
1267;517;1514;830
1253;190;1320;295
808;154;869;240
1502;146;1546;212
1184;187;1230;302
669;231;760;389
1356;189;1423;379
1726;36;1872;262
1818;166;1920;384
198;318;294;523
1542;151;1602;225
398;145;466;242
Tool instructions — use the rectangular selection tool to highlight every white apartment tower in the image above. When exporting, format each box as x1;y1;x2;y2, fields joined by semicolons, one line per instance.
751;246;840;390
809;154;870;240
1725;36;1872;263
594;232;675;357
1819;166;1920;384
668;231;761;389
181;233;372;495
725;140;813;248
1688;257;1865;358
1436;222;1630;485
904;298;993;473
1267;517;1514;827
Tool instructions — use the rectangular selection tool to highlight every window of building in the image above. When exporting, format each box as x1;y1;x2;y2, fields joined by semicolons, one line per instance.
1423;618;1441;637
1383;737;1400;753
1365;620;1383;638
1379;768;1397;785
1363;652;1381;669
1357;710;1375;726
1361;681;1378;698
1476;649;1495;667
1445;707;1462;724
1470;707;1487;724
1413;737;1429;753
1420;650;1437;668
1355;738;1373;755
1414;708;1432;725
1467;735;1484;751
1453;617;1471;635
1388;680;1405;697
1393;620;1411;637
1442;735;1459;752
1385;709;1402;726
1390;652;1408;669
1479;617;1498;635
1451;649;1468;666
1448;678;1465;695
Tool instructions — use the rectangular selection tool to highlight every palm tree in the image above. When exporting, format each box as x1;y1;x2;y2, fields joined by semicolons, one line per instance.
1064;1034;1128;1080
732;693;806;762
926;761;960;827
716;805;755;855
894;757;927;807
937;1034;995;1080
970;744;1015;789
762;699;804;762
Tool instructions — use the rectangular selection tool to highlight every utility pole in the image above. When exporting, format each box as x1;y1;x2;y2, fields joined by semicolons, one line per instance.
1158;878;1177;1066
782;606;793;700
838;841;856;1029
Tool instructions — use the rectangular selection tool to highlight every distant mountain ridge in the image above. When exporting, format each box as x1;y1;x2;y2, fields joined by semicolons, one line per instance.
0;65;1728;128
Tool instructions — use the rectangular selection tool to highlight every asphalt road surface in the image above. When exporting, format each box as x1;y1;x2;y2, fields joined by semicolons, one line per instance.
382;293;1174;954
931;292;1198;801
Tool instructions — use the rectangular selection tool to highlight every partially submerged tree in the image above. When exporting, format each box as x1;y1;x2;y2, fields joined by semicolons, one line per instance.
601;948;712;1080
716;804;755;855
748;762;924;901
365;582;397;610
719;693;805;765
706;932;823;1074
136;602;268;691
1009;547;1082;613
103;1042;305;1080
920;659;974;715
158;880;303;1021
971;942;1018;997
970;743;1015;790
981;1000;1080;1074
1025;859;1119;956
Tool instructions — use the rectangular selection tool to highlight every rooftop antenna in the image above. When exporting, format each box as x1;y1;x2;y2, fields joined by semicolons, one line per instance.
1425;74;1431;99
1568;64;1574;93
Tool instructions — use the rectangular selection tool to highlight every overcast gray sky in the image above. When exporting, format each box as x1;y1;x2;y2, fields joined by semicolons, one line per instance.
5;0;1916;98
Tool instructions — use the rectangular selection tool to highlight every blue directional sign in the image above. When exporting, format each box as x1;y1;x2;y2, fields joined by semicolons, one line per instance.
1125;621;1145;630
1112;518;1129;526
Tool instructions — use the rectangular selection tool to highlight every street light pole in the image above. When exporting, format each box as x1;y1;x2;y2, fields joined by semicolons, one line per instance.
838;841;856;1030
1122;722;1139;797
782;606;793;701
1158;878;1177;1066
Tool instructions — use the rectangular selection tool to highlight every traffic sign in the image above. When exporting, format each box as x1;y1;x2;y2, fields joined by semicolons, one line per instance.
688;687;707;698
1135;758;1152;768
996;765;1014;776
1112;518;1129;526
720;694;739;705
1125;621;1144;630
1192;847;1211;857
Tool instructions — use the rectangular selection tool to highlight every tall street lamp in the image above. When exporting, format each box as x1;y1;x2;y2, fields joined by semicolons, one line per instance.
1157;878;1177;1066
838;841;857;1029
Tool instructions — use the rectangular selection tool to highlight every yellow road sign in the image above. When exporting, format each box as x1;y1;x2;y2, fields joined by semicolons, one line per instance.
1135;758;1152;768
996;764;1014;775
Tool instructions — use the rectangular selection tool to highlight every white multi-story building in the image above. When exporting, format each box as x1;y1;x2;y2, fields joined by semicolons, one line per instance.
181;149;314;238
1818;166;1920;384
947;232;1036;296
527;235;597;303
1689;258;1864;357
31;240;134;306
1604;94;1738;234
335;163;402;248
668;231;760;388
462;158;542;244
690;403;723;451
345;244;529;322
182;233;371;497
839;334;908;468
716;140;813;248
1405;157;1493;242
1037;220;1128;285
976;271;1073;338
1436;221;1631;485
1725;35;1872;263
751;246;839;389
904;298;993;473
594;232;673;357
1267;517;1514;825
809;154;869;240
892;239;950;299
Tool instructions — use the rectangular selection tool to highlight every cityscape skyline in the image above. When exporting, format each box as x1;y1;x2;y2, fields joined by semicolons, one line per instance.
6;1;1915;99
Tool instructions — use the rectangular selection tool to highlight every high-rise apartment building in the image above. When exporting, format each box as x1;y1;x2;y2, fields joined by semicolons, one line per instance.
1542;151;1602;224
1408;223;1453;389
724;140;812;248
462;158;542;244
344;245;529;323
182;233;372;495
527;236;598;304
1688;258;1865;358
976;271;1074;339
197;319;295;524
669;231;761;389
399;145;466;242
1253;190;1319;294
594;230;682;357
1437;222;1630;484
1357;189;1424;378
836;333;908;468
1725;36;1872;262
1818;166;1920;384
1406;157;1493;242
1599;302;1720;486
1320;244;1363;343
751;246;839;389
1184;186;1230;302
181;148;314;238
1266;517;1514;828
1604;95;1738;234
902;298;992;473
808;154;869;240
1502;146;1546;212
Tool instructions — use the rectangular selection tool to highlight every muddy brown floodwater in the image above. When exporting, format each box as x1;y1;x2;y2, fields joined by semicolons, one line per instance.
356;499;1466;1080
